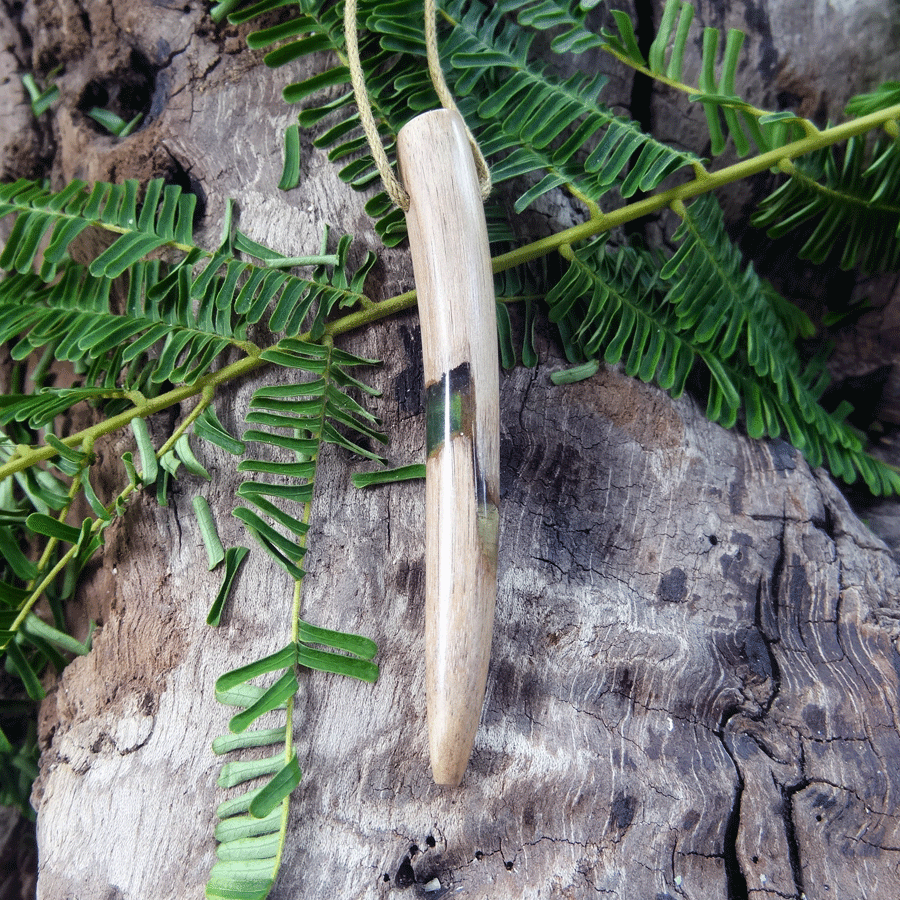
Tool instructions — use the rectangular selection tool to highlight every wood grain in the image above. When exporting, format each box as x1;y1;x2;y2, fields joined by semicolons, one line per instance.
397;110;500;786
18;1;900;898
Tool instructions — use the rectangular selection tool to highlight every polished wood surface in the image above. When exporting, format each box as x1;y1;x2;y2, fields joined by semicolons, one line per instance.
398;109;499;786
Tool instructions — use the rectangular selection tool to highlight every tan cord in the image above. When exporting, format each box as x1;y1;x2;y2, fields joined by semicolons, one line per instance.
343;0;492;212
344;0;409;209
422;0;492;198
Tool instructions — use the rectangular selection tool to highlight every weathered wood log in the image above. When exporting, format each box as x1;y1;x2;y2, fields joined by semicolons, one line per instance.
33;322;900;900
2;0;899;899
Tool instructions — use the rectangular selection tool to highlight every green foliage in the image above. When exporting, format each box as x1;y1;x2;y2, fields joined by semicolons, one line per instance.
207;546;250;625
601;0;810;155
751;133;900;273
548;196;900;493
2;2;900;899
0;169;386;868
0;719;38;819
235;339;385;579
234;0;701;235
21;72;60;117
447;0;701;207
86;108;143;137
0;179;371;396
209;625;377;900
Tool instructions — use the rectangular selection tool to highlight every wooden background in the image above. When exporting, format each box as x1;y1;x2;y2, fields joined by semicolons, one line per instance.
1;0;900;897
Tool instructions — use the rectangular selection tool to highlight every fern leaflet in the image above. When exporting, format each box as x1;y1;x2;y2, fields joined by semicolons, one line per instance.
751;130;900;273
548;195;900;495
208;339;381;898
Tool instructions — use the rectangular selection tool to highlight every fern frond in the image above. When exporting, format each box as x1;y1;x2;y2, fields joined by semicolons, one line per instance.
0;430;69;515
844;80;900;119
0;178;197;281
751;131;900;273
223;0;698;231
0;718;39;819
0;178;374;400
548;198;900;495
600;0;810;156
235;340;383;576
547;239;696;393
664;196;814;385
491;208;543;367
493;0;603;55
208;665;294;900
210;339;382;899
440;0;701;208
209;624;377;899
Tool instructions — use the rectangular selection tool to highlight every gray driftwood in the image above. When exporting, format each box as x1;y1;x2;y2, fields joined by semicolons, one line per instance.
2;0;899;898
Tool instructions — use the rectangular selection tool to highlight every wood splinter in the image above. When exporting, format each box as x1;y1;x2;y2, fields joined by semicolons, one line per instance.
397;110;500;787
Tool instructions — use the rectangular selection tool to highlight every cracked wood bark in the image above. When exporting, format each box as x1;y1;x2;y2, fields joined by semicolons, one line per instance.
3;0;899;898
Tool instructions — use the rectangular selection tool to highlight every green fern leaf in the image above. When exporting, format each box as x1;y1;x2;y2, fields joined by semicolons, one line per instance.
208;546;251;626
195;407;246;456
595;0;807;156
547;199;900;494
601;9;644;65
497;0;604;55
751;134;900;273
212;727;287;756
3;641;45;700
844;80;900;118
248;754;302;818
442;0;701;206
1;180;373;401
218;751;287;788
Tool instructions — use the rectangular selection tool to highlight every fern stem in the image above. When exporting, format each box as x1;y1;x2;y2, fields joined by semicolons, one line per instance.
154;387;215;460
488;102;900;271
776;158;900;216
0;351;264;481
9;394;214;634
323;288;417;338
11;542;80;633
567;184;603;221
601;43;820;138
17;442;96;624
13;441;133;633
269;581;303;882
264;344;330;881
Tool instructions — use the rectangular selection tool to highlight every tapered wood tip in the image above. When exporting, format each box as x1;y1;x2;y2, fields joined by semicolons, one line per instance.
427;664;490;787
432;766;465;788
430;738;470;787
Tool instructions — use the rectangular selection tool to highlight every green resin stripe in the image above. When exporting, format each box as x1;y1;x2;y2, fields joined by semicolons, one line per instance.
425;362;473;456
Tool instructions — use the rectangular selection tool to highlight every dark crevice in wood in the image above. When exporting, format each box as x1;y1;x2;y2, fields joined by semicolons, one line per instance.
622;0;655;244
780;780;809;899
1;0;32;65
627;0;654;134
768;517;788;624
754;578;782;716
720;706;751;900
394;853;416;887
811;495;836;541
721;760;750;900
716;702;742;737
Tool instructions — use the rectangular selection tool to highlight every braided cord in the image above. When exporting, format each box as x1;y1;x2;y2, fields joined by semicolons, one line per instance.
343;0;492;212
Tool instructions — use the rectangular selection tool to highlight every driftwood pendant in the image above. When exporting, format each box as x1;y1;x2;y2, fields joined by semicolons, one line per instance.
397;110;500;786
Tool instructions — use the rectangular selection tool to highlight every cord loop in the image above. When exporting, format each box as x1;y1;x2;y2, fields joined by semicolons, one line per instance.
343;0;491;212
